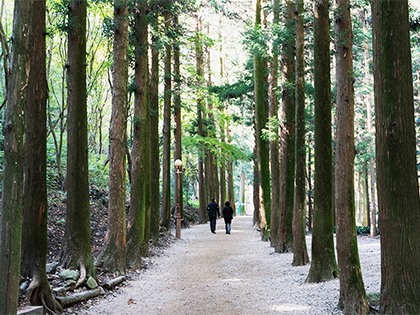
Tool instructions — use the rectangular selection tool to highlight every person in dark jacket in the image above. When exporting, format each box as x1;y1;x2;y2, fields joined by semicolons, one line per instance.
222;201;234;234
207;197;220;234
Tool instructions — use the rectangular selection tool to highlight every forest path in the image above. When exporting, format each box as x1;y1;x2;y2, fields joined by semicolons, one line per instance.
80;215;380;315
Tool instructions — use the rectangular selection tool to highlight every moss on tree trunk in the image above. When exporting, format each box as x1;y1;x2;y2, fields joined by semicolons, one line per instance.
0;0;30;312
149;10;160;246
160;10;172;230
254;0;271;235
127;0;151;267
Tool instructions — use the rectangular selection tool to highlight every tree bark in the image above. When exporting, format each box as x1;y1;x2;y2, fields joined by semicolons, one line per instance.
60;0;96;281
149;10;160;246
334;0;368;313
254;0;271;236
372;0;420;313
219;115;226;207
278;0;295;253
227;126;235;215
292;0;309;267
20;0;62;312
173;14;183;221
0;0;30;312
196;16;207;224
127;0;151;267
205;37;219;204
253;138;261;228
95;0;129;274
306;0;338;282
269;0;280;250
160;10;172;230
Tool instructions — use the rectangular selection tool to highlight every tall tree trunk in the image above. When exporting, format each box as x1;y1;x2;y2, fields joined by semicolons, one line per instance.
369;156;376;234
160;11;172;230
292;0;309;267
60;0;96;281
306;0;338;282
278;0;295;252
364;164;370;227
372;0;420;313
227;126;235;215
219;29;226;206
219;113;226;207
254;0;271;236
253;139;261;227
307;144;313;233
206;38;219;203
334;0;368;313
20;0;62;311
196;16;207;224
0;0;30;312
149;10;160;246
269;0;280;250
95;0;129;274
173;14;183;220
127;0;150;267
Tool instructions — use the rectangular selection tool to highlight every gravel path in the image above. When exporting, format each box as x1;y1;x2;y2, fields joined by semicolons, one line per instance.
80;215;380;315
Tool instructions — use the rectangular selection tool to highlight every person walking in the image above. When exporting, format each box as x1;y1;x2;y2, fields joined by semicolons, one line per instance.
222;201;234;234
207;197;220;234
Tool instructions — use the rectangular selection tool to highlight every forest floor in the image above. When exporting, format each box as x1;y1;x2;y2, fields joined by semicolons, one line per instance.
60;215;381;315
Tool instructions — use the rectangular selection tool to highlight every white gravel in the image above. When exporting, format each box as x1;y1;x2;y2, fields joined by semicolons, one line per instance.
79;215;380;315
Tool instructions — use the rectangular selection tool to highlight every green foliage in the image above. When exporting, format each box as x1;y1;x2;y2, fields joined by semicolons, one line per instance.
48;0;71;34
261;116;280;142
209;80;252;102
89;153;109;191
356;225;379;235
243;25;270;59
366;292;380;309
183;134;249;165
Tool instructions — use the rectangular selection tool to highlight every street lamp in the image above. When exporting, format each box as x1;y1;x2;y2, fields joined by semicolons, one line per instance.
174;159;183;239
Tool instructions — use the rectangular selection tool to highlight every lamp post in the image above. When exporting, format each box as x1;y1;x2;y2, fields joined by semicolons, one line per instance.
174;159;183;239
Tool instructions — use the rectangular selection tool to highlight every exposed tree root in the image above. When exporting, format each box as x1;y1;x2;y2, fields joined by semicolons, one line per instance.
26;274;63;314
75;263;86;289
